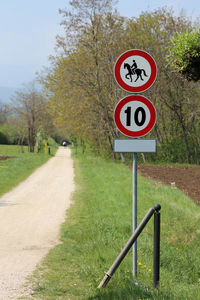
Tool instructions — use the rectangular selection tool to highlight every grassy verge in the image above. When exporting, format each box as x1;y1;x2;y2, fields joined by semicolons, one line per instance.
0;141;58;197
29;149;200;300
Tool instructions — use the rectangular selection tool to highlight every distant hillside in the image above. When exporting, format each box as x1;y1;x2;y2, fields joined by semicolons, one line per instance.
0;86;17;103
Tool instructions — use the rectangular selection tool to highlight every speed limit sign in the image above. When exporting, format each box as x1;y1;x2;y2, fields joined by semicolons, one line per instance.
114;95;156;138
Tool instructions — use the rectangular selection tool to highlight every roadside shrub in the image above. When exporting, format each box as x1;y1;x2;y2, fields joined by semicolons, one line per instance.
167;28;200;81
0;131;8;144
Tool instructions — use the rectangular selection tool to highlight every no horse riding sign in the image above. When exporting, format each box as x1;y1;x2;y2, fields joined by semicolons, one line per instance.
114;49;157;93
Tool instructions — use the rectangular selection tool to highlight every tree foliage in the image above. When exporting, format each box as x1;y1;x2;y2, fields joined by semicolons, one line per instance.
7;82;57;151
167;28;200;81
38;3;200;164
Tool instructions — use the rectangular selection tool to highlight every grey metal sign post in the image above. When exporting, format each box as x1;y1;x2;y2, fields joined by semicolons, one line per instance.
113;49;157;278
132;152;137;276
114;139;156;277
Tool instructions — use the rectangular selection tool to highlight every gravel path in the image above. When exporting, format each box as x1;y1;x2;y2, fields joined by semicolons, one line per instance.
0;147;74;299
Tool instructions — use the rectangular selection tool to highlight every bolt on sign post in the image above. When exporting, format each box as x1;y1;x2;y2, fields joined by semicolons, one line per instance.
113;49;157;278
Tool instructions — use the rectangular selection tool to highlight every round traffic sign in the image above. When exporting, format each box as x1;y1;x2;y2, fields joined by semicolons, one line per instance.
114;95;156;137
114;49;157;93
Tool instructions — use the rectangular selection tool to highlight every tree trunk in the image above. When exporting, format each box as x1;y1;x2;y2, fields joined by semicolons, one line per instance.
141;153;146;163
180;123;191;164
28;126;35;152
120;152;125;162
107;134;116;160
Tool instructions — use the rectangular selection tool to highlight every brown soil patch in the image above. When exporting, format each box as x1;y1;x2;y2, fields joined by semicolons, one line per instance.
127;164;200;205
137;165;200;205
0;156;17;161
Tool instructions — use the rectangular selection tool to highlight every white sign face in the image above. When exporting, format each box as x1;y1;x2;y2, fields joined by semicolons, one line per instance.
120;55;151;87
119;100;151;132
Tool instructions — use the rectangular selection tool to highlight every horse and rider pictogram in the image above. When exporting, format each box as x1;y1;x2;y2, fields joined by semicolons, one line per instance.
124;59;148;82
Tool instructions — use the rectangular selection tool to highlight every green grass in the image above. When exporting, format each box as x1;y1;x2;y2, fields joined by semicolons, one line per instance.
29;149;200;300
0;141;58;197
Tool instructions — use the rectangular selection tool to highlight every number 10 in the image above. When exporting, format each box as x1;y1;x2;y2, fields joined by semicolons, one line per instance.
124;106;146;126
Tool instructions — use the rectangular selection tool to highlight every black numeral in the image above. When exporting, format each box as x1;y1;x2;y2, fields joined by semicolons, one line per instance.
124;107;146;127
134;107;146;126
124;107;131;126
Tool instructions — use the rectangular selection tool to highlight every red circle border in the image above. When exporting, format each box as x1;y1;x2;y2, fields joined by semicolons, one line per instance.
114;95;156;137
114;49;157;93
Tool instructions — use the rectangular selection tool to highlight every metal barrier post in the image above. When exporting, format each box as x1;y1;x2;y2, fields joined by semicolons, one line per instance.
98;206;156;288
153;204;161;288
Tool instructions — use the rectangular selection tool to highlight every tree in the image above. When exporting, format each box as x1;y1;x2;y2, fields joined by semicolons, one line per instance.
0;101;9;125
125;8;200;164
167;28;200;81
57;0;118;53
38;5;200;163
12;83;42;152
38;0;126;158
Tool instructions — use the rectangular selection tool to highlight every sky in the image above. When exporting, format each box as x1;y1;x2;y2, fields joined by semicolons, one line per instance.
0;0;200;93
